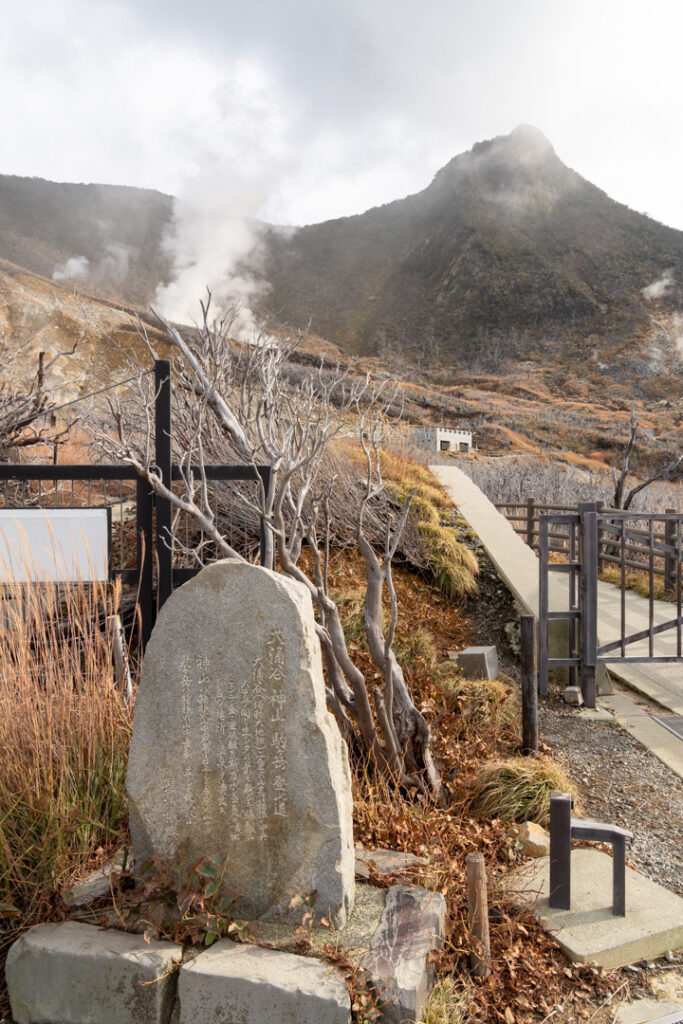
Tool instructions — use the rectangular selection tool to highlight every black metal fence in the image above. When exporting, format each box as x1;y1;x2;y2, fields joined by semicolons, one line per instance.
0;360;270;647
498;498;682;594
538;504;683;706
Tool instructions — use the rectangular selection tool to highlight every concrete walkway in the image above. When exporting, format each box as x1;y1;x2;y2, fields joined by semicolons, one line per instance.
432;465;683;777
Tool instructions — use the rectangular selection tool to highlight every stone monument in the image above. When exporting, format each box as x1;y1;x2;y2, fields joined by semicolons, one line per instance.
126;559;355;928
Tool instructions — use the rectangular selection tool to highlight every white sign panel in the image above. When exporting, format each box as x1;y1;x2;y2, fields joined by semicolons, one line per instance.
0;508;110;582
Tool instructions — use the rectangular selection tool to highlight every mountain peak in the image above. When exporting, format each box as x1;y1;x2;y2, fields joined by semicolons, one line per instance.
507;123;554;152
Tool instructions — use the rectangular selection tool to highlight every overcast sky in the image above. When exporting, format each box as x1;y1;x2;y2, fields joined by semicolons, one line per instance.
3;0;683;230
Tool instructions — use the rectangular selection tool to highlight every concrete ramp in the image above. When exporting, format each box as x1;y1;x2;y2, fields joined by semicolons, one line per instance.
430;465;563;618
431;465;611;692
432;464;683;716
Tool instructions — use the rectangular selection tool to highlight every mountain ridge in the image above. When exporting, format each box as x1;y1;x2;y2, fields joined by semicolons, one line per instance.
1;127;682;381
260;126;683;368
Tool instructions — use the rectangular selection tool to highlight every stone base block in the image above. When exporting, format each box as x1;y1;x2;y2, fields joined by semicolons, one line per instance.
564;685;584;706
455;646;499;680
177;939;350;1024
362;886;447;1024
6;921;182;1024
354;845;428;880
512;849;683;968
7;876;445;1024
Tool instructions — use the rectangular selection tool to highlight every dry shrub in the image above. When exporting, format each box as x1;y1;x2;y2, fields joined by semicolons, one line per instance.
468;756;578;826
0;573;133;946
437;671;516;739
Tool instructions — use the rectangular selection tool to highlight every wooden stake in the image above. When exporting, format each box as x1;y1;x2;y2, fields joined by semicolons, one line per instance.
466;852;492;978
106;614;133;705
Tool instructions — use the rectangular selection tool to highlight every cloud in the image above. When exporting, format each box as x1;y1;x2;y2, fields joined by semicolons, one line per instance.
52;255;90;281
2;0;683;232
642;270;674;300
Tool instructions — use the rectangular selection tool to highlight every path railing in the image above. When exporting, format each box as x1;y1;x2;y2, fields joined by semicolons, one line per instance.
497;499;681;595
538;504;683;706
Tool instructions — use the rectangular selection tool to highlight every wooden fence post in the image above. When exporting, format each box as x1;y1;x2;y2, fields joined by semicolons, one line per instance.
466;852;492;978
521;615;538;755
106;614;133;705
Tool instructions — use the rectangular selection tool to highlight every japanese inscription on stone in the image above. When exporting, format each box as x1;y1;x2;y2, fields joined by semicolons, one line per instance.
127;560;355;926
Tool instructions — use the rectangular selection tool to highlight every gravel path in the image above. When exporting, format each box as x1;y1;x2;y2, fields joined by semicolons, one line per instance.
540;690;683;896
462;538;683;897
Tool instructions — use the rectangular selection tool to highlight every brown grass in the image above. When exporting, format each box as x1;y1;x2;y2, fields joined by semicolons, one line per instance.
0;574;133;968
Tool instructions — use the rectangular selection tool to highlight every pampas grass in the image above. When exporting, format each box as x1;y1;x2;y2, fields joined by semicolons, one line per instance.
469;756;578;826
0;569;133;940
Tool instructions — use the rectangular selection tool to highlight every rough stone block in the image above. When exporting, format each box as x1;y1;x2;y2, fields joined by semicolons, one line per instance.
564;685;584;706
516;821;550;858
361;885;447;1024
455;645;499;680
127;560;355;928
68;848;126;906
355;845;428;880
177;939;350;1024
6;921;182;1024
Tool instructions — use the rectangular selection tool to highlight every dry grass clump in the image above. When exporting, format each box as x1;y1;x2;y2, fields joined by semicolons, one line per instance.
421;978;474;1024
0;575;133;947
394;627;438;671
334;585;370;646
381;454;479;601
436;670;517;739
600;564;671;603
468;756;578;826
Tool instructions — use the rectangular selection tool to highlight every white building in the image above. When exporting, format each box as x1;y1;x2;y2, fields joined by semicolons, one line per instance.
420;428;473;453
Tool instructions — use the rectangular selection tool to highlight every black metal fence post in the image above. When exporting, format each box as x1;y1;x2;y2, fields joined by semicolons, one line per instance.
155;359;173;611
538;515;549;696
665;508;676;596
521;615;538;754
549;792;572;910
136;475;155;650
579;503;598;708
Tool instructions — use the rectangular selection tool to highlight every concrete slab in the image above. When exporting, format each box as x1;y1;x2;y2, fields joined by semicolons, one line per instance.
5;921;182;1024
599;686;683;780
177;939;350;1024
457;645;499;680
616;998;683;1024
577;707;616;722
512;848;683;968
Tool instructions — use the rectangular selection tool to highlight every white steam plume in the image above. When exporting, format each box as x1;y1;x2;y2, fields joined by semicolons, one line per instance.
52;255;90;281
642;269;674;300
154;171;269;337
153;66;291;338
